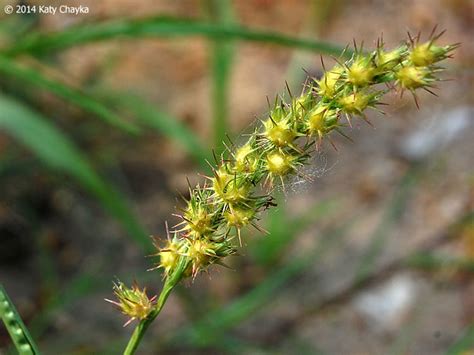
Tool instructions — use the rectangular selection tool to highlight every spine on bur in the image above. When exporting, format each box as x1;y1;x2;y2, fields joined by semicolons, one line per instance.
108;31;457;327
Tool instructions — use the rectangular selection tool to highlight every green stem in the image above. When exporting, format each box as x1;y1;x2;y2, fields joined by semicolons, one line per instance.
0;284;40;355
123;257;188;355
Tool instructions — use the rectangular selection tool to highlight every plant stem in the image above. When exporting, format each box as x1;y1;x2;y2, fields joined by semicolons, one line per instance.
123;257;188;355
0;284;40;355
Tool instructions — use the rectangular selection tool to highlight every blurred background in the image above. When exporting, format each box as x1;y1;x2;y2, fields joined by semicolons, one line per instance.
0;0;473;354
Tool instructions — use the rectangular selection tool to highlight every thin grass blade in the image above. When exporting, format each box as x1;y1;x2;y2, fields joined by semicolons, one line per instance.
0;284;40;355
98;91;209;165
0;55;140;134
0;95;150;251
3;16;348;57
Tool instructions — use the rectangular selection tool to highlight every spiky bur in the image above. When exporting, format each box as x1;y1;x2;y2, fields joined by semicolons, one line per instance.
105;282;156;327
147;31;457;280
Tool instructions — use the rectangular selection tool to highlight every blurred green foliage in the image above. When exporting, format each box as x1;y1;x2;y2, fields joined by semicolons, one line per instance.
0;4;348;353
1;2;470;354
0;7;345;252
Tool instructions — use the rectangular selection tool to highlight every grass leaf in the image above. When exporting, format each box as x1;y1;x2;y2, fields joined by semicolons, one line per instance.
0;95;151;252
3;16;348;57
0;55;140;134
0;284;40;355
99;91;209;165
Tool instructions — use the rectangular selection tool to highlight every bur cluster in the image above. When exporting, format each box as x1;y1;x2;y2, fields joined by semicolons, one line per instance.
108;31;457;324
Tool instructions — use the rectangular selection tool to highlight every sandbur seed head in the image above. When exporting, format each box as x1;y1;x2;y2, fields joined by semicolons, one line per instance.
212;167;250;204
338;91;371;114
410;42;435;66
186;239;214;268
224;206;255;228
347;57;375;87
410;42;441;67
396;65;429;90
292;91;314;118
106;282;156;326
317;66;343;98
266;151;294;176
185;238;236;277
184;205;213;236
306;105;338;138
376;46;406;71
234;143;258;173
263;118;297;147
157;239;183;276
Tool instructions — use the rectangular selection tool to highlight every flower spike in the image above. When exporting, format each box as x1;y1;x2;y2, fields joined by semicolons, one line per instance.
109;34;457;317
